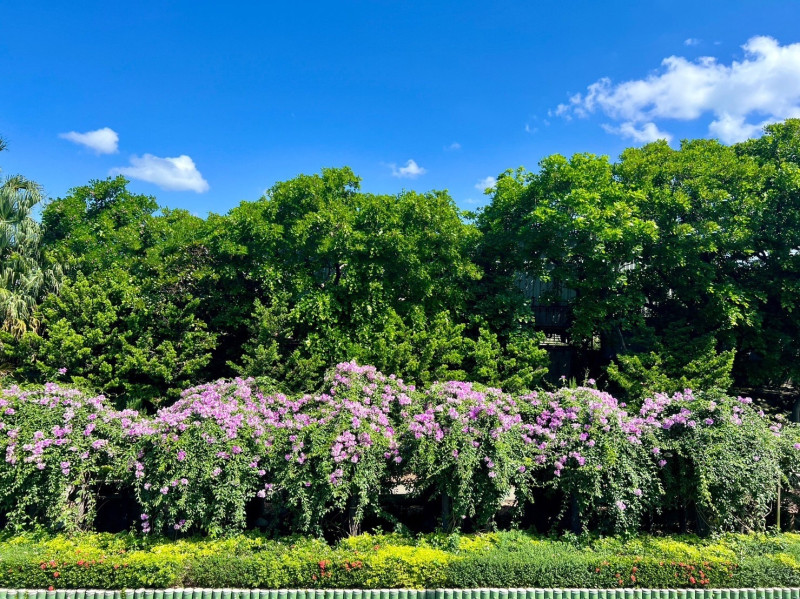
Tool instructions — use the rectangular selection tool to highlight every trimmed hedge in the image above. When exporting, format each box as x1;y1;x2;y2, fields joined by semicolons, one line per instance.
3;533;800;590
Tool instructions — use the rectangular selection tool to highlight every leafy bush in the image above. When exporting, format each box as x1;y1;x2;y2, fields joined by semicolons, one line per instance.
130;378;281;536
519;386;662;535
265;362;411;535
405;381;536;529
644;390;786;532
0;384;131;531
2;364;800;537
607;337;736;402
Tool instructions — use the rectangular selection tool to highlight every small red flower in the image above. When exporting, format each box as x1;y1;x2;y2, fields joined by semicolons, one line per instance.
689;576;696;584
53;572;60;578
48;587;54;592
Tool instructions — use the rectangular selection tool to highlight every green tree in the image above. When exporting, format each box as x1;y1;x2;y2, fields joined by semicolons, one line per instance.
10;271;216;409
230;167;547;391
0;139;62;337
479;144;763;396
478;155;658;352
9;178;217;409
734;120;800;397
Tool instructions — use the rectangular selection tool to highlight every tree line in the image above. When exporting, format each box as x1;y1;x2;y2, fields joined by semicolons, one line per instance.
1;120;799;412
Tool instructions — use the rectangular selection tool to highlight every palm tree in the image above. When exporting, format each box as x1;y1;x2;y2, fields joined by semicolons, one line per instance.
0;138;62;336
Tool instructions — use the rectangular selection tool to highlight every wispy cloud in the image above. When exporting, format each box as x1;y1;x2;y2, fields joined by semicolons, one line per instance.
59;127;119;154
112;154;209;193
446;142;461;151
389;159;427;179
554;36;800;144
684;38;701;46
475;176;497;191
601;121;672;143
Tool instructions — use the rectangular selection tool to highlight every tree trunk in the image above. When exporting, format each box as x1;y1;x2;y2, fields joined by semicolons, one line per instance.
347;500;361;537
791;397;800;423
570;494;580;533
441;492;451;532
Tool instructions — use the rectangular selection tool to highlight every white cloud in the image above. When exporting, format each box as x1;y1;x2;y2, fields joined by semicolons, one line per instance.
684;38;701;46
475;176;497;191
112;154;209;193
555;35;800;143
389;159;427;178
601;121;672;143
446;142;461;151
59;127;119;154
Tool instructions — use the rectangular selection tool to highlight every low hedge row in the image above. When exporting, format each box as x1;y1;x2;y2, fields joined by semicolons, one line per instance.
3;533;800;590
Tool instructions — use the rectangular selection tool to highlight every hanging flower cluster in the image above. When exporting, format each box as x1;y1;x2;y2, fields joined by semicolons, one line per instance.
1;364;799;536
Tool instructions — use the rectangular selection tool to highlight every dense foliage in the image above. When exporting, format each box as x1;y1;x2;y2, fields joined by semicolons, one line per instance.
0;140;62;340
3;531;800;589
477;120;800;402
3;122;799;411
1;364;798;537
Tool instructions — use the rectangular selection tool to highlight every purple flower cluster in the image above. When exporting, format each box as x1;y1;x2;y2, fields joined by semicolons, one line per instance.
2;363;799;535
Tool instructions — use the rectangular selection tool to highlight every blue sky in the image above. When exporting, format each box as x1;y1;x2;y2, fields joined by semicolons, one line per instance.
2;0;800;216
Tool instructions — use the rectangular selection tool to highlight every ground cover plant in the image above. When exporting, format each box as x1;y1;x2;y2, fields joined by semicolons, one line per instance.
2;362;799;538
3;531;800;589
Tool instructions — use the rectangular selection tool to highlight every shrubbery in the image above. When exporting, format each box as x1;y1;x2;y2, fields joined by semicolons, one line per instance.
3;532;800;589
2;363;800;537
0;384;131;532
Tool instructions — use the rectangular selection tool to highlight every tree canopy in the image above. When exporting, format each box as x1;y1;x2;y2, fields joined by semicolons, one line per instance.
3;121;800;411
